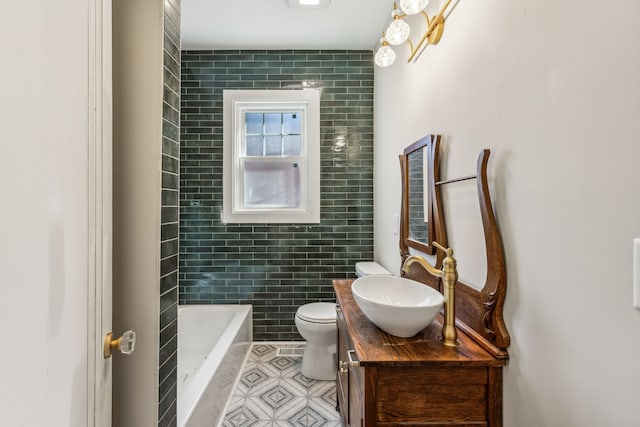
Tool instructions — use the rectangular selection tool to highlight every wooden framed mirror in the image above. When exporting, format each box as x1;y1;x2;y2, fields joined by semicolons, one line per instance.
399;134;441;256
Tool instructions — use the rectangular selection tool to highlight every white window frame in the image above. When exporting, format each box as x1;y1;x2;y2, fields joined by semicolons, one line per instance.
223;89;320;223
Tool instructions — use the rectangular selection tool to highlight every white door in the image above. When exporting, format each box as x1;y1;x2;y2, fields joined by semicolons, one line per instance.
0;1;114;426
90;0;115;425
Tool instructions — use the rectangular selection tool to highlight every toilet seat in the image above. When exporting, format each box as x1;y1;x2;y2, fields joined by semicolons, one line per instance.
296;302;336;324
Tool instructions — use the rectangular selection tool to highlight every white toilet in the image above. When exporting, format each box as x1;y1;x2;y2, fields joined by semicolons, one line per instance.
295;262;391;380
295;302;337;380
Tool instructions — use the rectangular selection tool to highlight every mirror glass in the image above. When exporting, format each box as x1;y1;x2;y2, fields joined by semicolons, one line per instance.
407;147;429;245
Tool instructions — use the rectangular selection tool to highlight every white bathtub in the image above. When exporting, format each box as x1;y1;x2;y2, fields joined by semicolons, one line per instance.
177;305;252;427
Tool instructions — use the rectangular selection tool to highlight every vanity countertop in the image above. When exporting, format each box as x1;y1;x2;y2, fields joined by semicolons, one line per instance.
334;279;506;367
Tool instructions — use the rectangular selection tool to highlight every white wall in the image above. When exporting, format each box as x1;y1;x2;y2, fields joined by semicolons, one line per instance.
374;0;640;425
112;0;164;425
0;2;91;426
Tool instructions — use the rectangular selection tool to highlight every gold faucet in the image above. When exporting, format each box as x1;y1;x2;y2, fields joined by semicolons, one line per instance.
402;242;458;347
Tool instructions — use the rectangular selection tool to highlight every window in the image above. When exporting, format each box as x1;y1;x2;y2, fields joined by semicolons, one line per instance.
223;90;320;223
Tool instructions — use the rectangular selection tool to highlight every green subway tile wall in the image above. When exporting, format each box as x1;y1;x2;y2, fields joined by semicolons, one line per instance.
159;0;180;425
180;50;374;340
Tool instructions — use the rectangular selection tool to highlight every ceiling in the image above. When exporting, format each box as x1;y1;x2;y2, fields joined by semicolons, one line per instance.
181;0;392;50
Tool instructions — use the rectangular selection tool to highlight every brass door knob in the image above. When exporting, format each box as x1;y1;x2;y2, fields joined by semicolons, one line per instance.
104;330;136;359
339;360;348;374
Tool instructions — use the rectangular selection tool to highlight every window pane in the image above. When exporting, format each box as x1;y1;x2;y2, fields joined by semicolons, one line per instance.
264;113;282;135
283;135;301;156
244;161;301;208
283;113;301;135
245;113;263;135
264;136;282;156
246;135;263;156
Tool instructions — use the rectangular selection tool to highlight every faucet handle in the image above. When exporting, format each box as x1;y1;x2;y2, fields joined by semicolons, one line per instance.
432;241;453;257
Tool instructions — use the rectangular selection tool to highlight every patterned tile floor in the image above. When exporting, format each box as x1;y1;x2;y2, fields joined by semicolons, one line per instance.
221;343;342;427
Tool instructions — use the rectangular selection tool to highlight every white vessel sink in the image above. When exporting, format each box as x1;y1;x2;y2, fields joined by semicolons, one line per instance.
351;275;444;338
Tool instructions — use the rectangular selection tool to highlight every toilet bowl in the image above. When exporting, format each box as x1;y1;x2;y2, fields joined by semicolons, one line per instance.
295;302;337;380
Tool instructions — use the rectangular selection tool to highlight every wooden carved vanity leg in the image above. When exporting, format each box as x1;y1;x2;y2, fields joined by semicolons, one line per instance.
363;367;377;427
487;367;503;427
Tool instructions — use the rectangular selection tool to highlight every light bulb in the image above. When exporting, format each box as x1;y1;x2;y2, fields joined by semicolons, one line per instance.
385;19;410;45
374;45;396;68
399;0;429;15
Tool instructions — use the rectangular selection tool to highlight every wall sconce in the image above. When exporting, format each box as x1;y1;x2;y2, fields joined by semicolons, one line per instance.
374;0;453;67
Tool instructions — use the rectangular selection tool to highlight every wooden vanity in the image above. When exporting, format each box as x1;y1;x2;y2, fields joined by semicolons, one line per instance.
334;279;505;427
334;136;510;427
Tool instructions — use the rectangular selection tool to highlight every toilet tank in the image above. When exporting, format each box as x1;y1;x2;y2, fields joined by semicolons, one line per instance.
355;262;391;277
